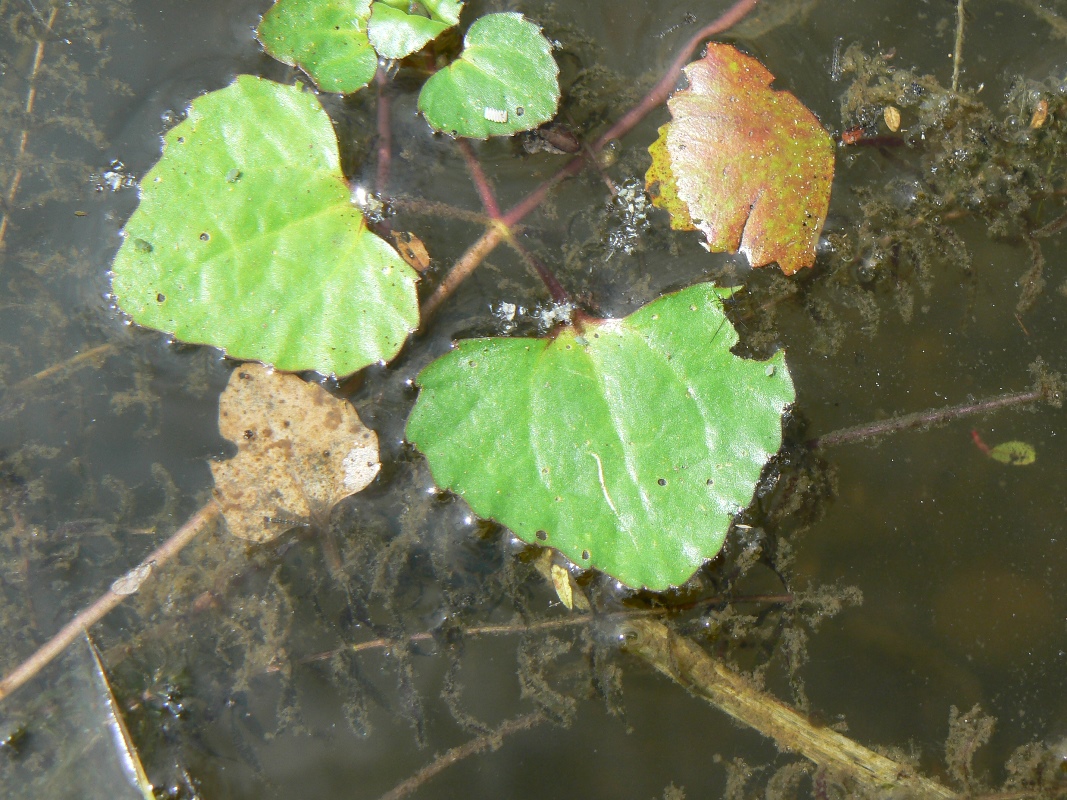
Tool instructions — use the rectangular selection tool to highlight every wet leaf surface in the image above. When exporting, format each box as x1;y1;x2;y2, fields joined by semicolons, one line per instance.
368;0;463;59
646;44;834;275
406;284;794;590
257;0;378;94
211;364;380;542
110;76;420;376
417;13;560;138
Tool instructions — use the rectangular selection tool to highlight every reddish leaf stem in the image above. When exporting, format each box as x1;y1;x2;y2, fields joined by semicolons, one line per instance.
375;66;392;196
422;0;761;318
456;138;501;220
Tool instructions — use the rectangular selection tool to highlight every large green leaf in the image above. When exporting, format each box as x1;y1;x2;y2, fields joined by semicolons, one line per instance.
257;0;378;94
645;44;834;275
111;76;420;376
417;12;559;138
406;284;794;590
368;0;463;60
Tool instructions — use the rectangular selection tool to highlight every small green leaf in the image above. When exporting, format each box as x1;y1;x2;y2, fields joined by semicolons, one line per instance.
406;284;794;590
368;0;463;60
988;441;1036;465
111;76;420;376
417;12;560;138
257;0;377;94
646;44;834;275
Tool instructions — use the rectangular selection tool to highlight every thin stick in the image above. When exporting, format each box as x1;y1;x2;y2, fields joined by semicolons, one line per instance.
807;388;1043;450
506;237;570;305
10;342;115;392
424;0;761;317
952;0;966;93
0;502;219;704
625;617;957;798
377;711;547;800
0;6;59;250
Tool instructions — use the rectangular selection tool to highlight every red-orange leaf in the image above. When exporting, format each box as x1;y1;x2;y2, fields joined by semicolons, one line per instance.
646;44;834;275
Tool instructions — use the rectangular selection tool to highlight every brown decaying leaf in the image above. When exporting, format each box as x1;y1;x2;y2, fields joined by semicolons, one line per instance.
210;363;380;541
661;43;834;275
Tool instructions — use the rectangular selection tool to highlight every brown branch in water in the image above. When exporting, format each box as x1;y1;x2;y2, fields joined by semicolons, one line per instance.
952;0;966;92
0;502;219;704
807;387;1045;451
10;342;115;392
505;237;570;306
456;139;501;220
624;617;958;798
0;6;59;250
377;711;547;800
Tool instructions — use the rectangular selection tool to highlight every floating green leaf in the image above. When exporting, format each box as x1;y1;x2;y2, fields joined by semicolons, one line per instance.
988;440;1036;466
417;12;560;138
645;44;834;275
110;76;420;376
368;0;463;60
257;0;378;94
406;284;794;590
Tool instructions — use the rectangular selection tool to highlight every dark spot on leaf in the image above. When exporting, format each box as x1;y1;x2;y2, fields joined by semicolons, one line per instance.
244;429;255;440
156;293;165;303
658;478;667;486
238;371;251;380
516;106;524;116
199;232;210;241
536;530;548;541
581;550;590;560
134;238;152;253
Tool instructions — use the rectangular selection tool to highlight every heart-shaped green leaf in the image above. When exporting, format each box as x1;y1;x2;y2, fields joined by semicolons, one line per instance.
417;12;560;138
368;0;463;60
406;284;794;590
110;76;420;376
645;44;834;275
257;0;378;94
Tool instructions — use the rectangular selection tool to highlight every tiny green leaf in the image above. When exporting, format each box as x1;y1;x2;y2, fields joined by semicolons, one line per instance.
406;284;794;590
368;0;463;60
646;44;834;275
417;12;560;138
988;441;1036;465
111;76;420;376
257;0;377;94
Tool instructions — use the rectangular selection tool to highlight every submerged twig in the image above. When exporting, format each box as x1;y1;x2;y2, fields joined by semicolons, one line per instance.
9;342;115;392
624;617;957;798
375;66;393;196
952;0;966;92
0;5;59;250
0;502;218;704
377;711;547;800
807;386;1050;450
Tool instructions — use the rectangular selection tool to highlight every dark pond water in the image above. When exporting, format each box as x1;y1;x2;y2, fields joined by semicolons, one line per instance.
1;0;1066;797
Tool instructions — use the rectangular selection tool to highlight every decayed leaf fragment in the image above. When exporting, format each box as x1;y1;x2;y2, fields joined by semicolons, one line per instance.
646;44;834;275
211;364;380;541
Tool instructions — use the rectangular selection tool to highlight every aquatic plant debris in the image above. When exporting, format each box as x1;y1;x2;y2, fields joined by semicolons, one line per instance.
211;364;380;542
406;283;794;590
417;13;560;138
645;43;834;275
110;76;420;376
368;0;463;59
257;0;378;94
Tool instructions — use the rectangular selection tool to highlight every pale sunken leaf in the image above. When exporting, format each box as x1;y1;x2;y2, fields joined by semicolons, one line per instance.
417;13;559;138
258;0;378;94
211;364;380;542
651;44;834;275
368;0;463;59
110;76;419;376
406;284;794;591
